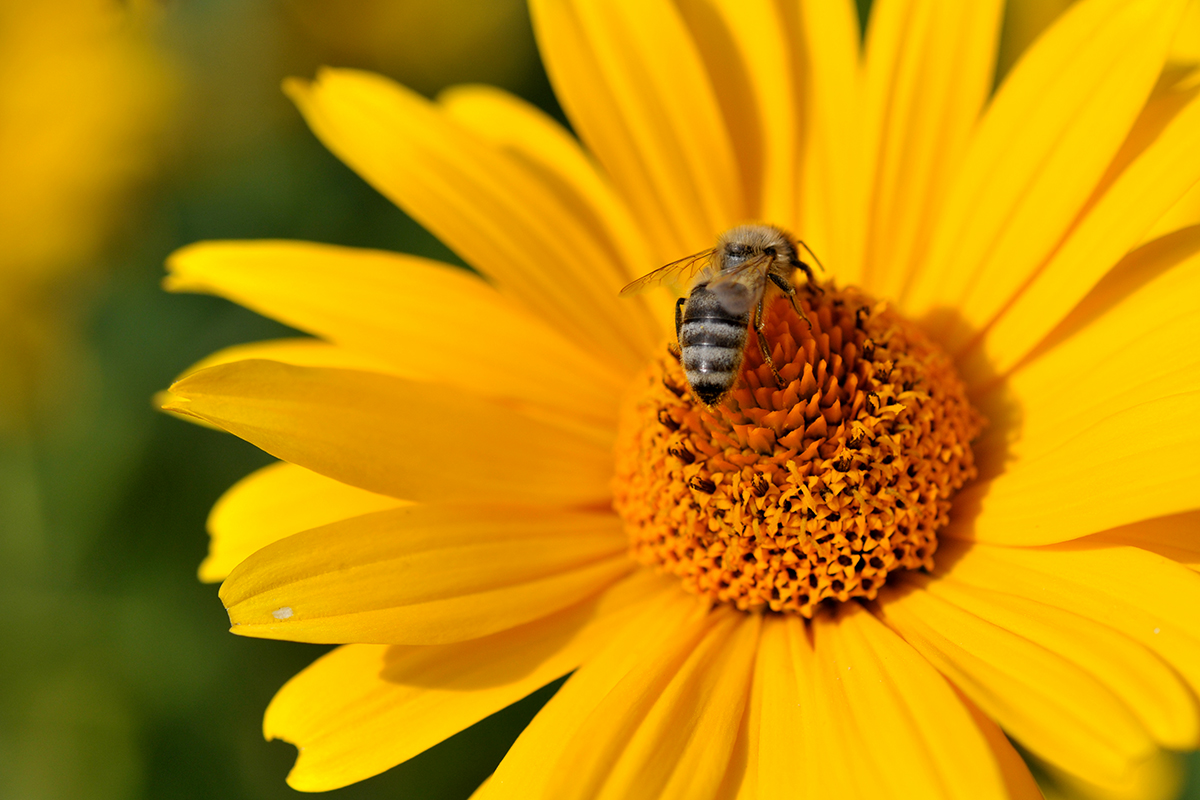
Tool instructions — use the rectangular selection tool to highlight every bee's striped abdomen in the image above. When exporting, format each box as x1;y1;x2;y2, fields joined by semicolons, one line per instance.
679;286;749;405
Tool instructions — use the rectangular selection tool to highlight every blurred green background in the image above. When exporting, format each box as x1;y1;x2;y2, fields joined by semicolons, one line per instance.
0;1;1197;799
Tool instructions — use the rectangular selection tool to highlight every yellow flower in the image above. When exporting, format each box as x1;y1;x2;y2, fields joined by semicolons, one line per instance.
0;0;172;426
162;0;1200;797
284;0;539;96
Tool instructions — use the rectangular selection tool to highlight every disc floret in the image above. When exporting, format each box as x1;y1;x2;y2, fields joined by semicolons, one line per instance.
613;285;983;616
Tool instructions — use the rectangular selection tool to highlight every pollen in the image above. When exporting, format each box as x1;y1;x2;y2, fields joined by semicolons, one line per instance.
612;285;983;616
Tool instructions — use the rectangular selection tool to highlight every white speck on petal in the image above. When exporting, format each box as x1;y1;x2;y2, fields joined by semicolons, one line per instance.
1154;627;1161;634
272;607;293;620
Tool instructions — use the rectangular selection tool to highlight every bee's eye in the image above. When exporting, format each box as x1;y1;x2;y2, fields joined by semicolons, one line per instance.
764;246;777;256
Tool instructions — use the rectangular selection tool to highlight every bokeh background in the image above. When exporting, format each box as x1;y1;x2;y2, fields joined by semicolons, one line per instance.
0;1;1197;799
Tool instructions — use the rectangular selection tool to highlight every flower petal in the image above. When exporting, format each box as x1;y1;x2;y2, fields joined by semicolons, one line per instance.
177;337;397;376
474;587;705;800
157;338;398;433
793;0;866;284
858;0;1003;300
737;612;1035;800
809;603;1011;800
434;84;672;341
1147;178;1200;242
161;360;613;506
219;504;631;645
529;0;744;257
263;569;674;792
958;693;1048;800
963;70;1200;380
905;0;1187;347
744;616;820;800
950;238;1200;545
931;539;1200;735
905;569;1198;750
284;69;655;373
995;0;1075;80
876;578;1156;782
673;0;798;225
1086;510;1200;572
167;240;625;424
435;84;669;317
540;608;756;800
200;461;406;583
1040;749;1186;800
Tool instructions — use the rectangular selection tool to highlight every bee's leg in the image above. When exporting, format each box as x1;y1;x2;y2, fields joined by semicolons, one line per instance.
791;258;823;294
754;298;783;388
668;297;685;360
768;272;811;327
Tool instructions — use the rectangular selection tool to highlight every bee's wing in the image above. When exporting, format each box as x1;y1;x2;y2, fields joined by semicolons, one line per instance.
619;249;716;297
706;252;774;291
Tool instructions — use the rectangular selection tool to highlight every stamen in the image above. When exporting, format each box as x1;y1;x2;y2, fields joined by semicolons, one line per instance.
612;285;983;616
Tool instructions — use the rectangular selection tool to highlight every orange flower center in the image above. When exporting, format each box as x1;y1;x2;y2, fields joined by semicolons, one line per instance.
612;284;983;616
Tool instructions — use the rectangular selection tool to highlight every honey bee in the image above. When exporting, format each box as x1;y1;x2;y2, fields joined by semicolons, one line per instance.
620;224;822;405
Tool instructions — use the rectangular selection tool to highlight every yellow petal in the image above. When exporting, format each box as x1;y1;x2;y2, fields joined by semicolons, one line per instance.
1040;749;1185;800
876;579;1154;782
542;608;756;800
283;69;655;373
958;692;1048;800
932;539;1200;729
739;614;873;800
810;603;1011;800
157;338;396;433
264;569;675;792
1146;177;1200;242
199;461;406;583
793;612;870;798
673;0;798;225
166;240;625;424
963;70;1200;380
177;337;396;376
905;0;1186;348
794;0;866;285
161;360;613;505
746;616;817;800
995;0;1075;81
436;84;666;312
913;571;1198;749
951;239;1200;545
975;212;1200;397
475;587;706;800
1175;0;1200;63
529;0;743;257
433;84;672;342
219;504;631;645
1086;509;1200;571
1142;67;1200;240
859;0;1003;301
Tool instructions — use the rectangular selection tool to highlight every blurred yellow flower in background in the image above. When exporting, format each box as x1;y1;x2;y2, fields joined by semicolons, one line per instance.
0;0;173;428
284;0;539;97
163;0;1200;797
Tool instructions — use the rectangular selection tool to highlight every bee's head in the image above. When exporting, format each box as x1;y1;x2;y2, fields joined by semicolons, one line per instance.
718;224;797;268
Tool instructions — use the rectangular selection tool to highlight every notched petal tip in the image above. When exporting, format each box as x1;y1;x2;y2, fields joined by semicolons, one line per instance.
151;388;177;411
162;240;244;294
155;381;231;434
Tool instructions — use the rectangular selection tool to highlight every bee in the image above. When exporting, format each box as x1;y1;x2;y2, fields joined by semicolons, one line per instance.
620;224;823;405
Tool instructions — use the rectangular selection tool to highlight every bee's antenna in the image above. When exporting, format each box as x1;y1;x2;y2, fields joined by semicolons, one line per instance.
796;239;827;274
